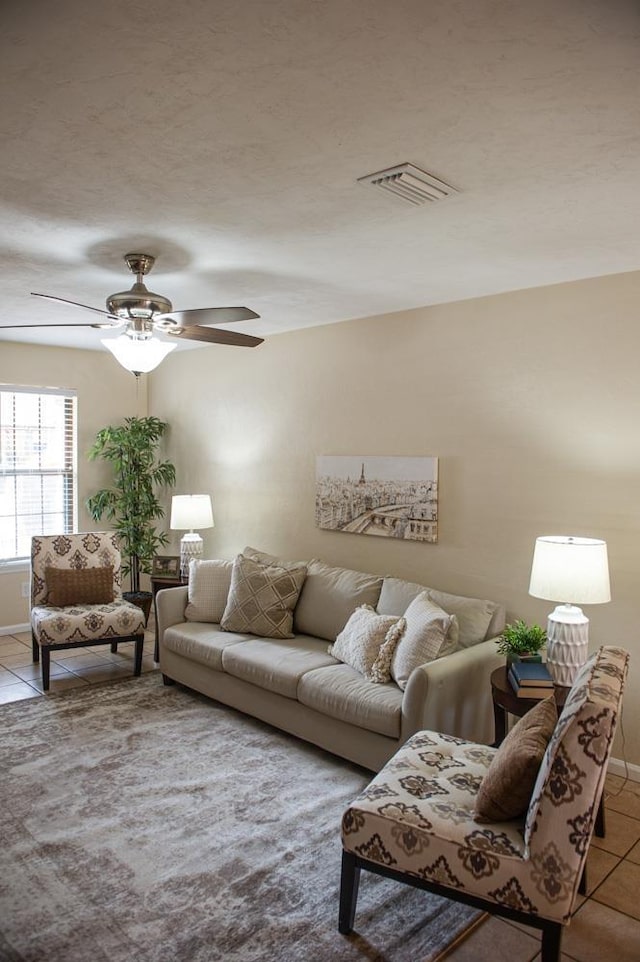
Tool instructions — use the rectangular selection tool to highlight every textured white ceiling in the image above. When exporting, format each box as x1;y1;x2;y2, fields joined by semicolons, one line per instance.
2;0;640;354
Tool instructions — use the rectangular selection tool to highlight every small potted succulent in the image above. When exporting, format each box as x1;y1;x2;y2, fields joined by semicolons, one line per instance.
496;620;547;666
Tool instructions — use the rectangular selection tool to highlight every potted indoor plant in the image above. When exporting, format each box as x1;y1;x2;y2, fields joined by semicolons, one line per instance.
86;416;176;622
496;619;547;665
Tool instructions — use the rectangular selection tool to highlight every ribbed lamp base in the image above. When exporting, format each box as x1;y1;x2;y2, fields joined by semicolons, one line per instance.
546;604;589;687
180;532;203;579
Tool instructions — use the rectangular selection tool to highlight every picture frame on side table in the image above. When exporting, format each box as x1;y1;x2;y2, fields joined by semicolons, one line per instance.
152;555;181;579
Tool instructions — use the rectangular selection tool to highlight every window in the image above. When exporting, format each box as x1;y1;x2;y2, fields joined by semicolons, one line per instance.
0;386;77;564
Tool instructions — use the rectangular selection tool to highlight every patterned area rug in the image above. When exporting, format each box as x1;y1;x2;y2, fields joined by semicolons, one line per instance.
0;674;484;961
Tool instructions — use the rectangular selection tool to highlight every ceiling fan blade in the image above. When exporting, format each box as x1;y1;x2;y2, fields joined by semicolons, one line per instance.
32;292;121;321
1;321;118;329
165;325;264;347
158;306;260;327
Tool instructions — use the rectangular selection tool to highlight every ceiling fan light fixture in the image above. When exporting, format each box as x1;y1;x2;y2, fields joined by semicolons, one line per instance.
101;334;176;375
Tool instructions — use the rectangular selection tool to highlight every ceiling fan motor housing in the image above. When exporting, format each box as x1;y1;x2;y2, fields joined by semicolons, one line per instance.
106;282;173;319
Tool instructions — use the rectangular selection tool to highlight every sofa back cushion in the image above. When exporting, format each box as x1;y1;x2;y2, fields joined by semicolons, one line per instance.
293;560;383;642
378;577;504;647
185;559;234;624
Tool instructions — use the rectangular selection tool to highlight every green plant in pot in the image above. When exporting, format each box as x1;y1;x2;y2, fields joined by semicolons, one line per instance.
86;416;176;622
496;620;547;665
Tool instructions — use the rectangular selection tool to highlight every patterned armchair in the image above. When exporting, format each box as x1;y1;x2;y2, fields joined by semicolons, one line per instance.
339;645;629;962
30;532;146;690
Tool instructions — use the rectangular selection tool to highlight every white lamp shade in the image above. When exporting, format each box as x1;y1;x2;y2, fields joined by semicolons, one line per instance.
101;335;176;374
170;494;214;530
529;536;611;605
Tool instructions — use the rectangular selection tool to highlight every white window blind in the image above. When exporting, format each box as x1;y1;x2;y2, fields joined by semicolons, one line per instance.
0;386;78;563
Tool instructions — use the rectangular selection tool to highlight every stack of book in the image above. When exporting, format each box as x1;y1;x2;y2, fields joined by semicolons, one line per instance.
508;660;554;699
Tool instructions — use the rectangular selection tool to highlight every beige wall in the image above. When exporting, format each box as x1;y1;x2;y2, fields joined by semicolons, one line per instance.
0;342;146;626
149;270;640;769
2;272;637;767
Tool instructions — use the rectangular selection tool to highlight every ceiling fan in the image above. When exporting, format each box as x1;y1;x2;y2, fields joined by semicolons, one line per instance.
5;252;264;374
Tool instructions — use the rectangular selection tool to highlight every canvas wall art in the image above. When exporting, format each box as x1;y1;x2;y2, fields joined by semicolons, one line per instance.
315;455;438;542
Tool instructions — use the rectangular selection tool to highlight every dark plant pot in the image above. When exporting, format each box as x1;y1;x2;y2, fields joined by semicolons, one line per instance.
123;591;152;627
506;652;543;667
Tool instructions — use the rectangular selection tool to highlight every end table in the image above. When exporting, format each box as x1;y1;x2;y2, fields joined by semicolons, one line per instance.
151;575;187;662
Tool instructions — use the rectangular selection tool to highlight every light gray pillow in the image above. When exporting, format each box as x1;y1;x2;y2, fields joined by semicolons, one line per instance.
220;553;307;639
391;592;455;690
293;559;383;642
329;604;406;683
185;559;234;623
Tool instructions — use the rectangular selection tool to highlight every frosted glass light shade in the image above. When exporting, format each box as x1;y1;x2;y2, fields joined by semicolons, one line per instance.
101;335;176;374
170;495;214;531
529;536;610;604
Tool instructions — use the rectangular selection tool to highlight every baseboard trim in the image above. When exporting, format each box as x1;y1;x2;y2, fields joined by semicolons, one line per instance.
0;623;29;636
608;756;640;783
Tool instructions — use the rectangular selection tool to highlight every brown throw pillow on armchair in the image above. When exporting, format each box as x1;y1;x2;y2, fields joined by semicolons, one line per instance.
474;695;558;822
46;566;115;607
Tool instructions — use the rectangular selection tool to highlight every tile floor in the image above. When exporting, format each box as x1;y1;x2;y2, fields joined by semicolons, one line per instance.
1;629;638;960
0;625;158;701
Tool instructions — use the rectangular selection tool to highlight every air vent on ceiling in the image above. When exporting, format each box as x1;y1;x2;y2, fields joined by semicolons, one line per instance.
358;163;458;206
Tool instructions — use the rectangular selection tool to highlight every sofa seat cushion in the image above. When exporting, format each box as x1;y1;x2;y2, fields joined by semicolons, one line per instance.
163;623;251;671
221;636;337;698
297;664;403;738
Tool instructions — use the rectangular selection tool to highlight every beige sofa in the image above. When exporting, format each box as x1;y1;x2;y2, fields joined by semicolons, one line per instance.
156;555;506;771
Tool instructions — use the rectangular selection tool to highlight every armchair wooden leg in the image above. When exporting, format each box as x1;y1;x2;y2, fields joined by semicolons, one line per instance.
133;635;144;676
595;794;606;838
541;921;562;962
41;647;51;691
578;864;587;896
339;850;361;935
110;642;118;653
32;631;39;663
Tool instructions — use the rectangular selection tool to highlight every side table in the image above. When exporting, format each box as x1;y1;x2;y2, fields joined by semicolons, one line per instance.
151;575;188;662
490;666;605;837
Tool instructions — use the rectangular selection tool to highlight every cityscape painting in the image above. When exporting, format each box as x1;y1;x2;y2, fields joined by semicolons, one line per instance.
315;455;438;542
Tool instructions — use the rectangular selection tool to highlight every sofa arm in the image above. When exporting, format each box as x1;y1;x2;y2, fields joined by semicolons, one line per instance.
400;638;504;745
156;585;189;645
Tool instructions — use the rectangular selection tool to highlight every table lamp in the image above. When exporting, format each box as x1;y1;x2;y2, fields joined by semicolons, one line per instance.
528;535;610;686
170;494;214;577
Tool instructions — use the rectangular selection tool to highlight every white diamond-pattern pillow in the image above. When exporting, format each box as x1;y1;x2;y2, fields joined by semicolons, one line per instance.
220;554;307;639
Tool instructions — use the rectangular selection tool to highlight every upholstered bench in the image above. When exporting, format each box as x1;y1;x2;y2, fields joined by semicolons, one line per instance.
339;645;629;962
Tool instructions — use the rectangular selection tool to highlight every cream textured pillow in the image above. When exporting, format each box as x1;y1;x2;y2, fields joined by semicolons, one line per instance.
220;554;307;639
390;592;454;690
185;559;234;623
474;696;558;822
329;604;406;683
